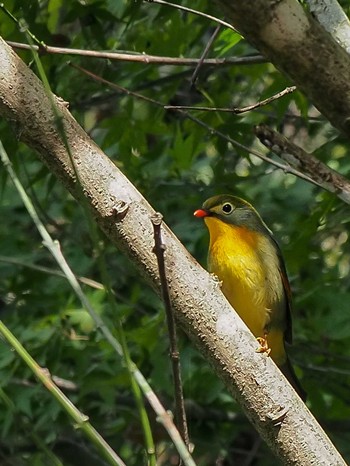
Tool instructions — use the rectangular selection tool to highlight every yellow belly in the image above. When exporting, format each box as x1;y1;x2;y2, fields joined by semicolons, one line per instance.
205;217;287;365
209;234;268;337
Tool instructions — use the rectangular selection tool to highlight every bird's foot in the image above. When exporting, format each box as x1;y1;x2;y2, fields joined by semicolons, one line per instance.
256;335;271;356
210;273;222;288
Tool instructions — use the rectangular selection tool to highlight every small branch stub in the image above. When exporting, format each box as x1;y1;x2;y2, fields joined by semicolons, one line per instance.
112;200;129;221
151;212;163;226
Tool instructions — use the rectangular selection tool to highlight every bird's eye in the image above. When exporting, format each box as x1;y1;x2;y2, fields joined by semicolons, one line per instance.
222;203;233;214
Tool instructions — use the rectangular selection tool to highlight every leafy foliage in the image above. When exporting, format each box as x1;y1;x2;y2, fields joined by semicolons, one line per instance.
1;1;350;465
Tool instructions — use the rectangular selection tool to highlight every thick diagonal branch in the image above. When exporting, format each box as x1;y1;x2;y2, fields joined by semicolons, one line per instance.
254;124;350;204
216;0;350;139
0;37;345;466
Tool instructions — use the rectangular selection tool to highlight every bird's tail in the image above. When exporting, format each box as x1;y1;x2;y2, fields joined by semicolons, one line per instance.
280;358;307;401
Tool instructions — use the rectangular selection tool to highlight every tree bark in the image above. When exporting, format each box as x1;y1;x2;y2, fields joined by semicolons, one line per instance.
0;38;346;465
216;0;350;140
306;0;350;53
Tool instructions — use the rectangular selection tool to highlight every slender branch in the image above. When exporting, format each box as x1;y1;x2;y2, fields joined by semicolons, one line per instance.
179;114;321;186
304;364;350;376
92;241;157;466
7;40;265;67
69;63;163;107
165;86;296;113
0;255;148;317
0;141;196;466
0;4;42;46
145;0;238;32
0;37;346;465
70;63;318;186
0;255;104;290
0;321;127;466
191;25;221;86
11;376;78;392
254;124;350;204
21;28;158;465
151;213;190;449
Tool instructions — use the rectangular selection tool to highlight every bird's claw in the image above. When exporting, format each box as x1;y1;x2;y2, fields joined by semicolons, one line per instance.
256;335;271;356
210;273;222;288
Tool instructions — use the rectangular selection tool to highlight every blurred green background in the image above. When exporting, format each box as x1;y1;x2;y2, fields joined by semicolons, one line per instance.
1;1;350;464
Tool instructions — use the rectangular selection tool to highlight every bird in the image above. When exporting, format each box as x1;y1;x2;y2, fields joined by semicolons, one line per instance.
194;194;306;400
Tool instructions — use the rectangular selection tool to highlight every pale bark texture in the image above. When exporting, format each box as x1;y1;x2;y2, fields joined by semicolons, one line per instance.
306;0;350;52
0;38;346;465
216;0;350;139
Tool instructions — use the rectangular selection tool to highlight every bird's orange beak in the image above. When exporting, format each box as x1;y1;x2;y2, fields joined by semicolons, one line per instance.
194;209;209;218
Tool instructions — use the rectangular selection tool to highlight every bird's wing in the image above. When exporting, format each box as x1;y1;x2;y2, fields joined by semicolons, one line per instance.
270;235;293;344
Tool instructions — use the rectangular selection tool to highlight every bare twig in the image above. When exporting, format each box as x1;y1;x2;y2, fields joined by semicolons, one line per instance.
0;141;196;466
0;4;42;46
151;213;190;450
7;41;265;67
145;0;238;32
191;25;221;86
254;124;350;204
182;114;320;185
69;63;163;106
0;255;104;290
11;376;78;391
1;36;347;465
70;63;317;186
165;86;297;113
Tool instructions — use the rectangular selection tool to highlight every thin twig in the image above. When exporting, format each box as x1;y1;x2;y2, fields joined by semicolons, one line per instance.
181;115;321;186
0;255;148;317
7;41;265;67
70;63;317;186
0;255;104;290
0;142;197;466
191;25;221;86
20;27;157;465
165;86;297;113
69;63;162;107
145;0;238;32
254;124;350;204
11;376;78;391
151;213;190;450
0;4;43;46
